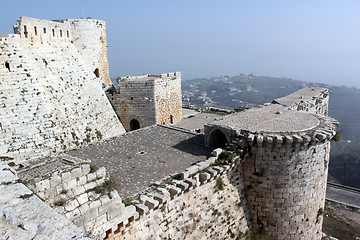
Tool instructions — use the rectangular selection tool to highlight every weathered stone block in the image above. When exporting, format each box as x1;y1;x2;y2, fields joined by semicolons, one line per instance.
35;179;50;192
71;167;83;179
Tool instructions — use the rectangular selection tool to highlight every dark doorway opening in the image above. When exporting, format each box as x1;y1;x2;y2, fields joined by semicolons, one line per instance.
94;68;100;78
208;129;227;148
130;119;140;131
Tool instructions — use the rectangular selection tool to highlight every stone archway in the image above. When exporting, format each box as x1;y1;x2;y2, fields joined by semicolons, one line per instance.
208;129;228;148
130;119;140;131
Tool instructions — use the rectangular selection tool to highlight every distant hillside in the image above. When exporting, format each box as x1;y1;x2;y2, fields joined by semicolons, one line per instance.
182;74;360;188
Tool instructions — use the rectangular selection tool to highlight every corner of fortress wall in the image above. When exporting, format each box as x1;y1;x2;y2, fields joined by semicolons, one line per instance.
0;18;126;163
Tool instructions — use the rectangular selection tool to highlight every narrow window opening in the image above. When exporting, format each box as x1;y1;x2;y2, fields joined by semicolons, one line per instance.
5;62;10;72
43;28;46;34
94;68;100;78
170;115;174;124
52;29;55;37
60;30;62;37
24;26;28;38
34;26;37;35
66;30;69;38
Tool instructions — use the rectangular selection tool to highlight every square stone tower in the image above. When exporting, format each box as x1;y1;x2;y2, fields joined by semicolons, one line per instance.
107;72;182;131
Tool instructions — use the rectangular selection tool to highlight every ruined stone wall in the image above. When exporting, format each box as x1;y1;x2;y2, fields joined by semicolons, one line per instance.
0;33;125;163
242;117;338;240
105;151;251;240
67;19;111;85
273;87;330;116
17;155;126;238
13;16;72;44
154;72;182;125
116;79;157;131
0;163;89;239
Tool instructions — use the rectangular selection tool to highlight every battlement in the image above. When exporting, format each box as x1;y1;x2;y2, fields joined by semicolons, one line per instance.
117;71;180;82
13;16;72;43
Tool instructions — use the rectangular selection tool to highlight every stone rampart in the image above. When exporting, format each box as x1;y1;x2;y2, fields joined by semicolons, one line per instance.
0;32;125;164
273;86;330;116
17;154;127;238
203;88;339;239
13;16;72;44
0;162;90;239
104;149;251;240
68;18;111;85
242;116;338;239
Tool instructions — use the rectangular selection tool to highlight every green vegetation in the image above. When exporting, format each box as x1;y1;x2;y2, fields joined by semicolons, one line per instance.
122;198;136;206
215;177;224;191
332;131;342;142
19;193;33;199
89;163;99;173
91;176;120;195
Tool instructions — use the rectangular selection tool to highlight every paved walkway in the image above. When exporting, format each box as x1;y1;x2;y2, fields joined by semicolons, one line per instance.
326;182;360;208
68;125;212;199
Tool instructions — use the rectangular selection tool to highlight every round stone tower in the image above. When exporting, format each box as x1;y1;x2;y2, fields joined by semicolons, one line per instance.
66;18;111;85
204;104;339;240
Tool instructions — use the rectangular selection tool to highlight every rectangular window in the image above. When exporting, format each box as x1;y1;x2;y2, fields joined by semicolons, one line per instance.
67;30;69;38
52;29;55;37
60;30;62;37
24;26;28;38
34;26;37;35
43;28;46;34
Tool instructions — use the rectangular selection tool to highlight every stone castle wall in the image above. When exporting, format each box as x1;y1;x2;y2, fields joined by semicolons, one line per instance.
109;72;182;131
0;163;90;239
0;32;125;163
17;155;127;237
13;16;111;85
68;19;112;85
242;118;337;239
104;150;251;240
154;72;182;125
273;87;330;116
13;16;72;44
115;79;157;132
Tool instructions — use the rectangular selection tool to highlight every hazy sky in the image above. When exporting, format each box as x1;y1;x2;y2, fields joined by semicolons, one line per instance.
1;1;359;87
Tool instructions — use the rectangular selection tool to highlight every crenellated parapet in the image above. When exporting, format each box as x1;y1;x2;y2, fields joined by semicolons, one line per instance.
204;87;339;240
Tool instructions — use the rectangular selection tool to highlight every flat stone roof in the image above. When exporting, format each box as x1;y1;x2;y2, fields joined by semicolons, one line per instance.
273;86;327;107
209;104;320;133
67;125;212;198
175;112;224;132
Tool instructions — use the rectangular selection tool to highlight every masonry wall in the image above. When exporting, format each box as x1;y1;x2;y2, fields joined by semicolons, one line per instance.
13;16;72;44
290;92;329;116
18;157;126;237
242;125;336;240
0;34;125;163
106;153;251;240
68;19;112;85
154;72;182;125
0;163;89;239
116;79;157;131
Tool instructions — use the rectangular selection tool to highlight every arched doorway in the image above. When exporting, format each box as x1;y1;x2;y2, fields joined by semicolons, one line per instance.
208;129;228;148
130;119;140;131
